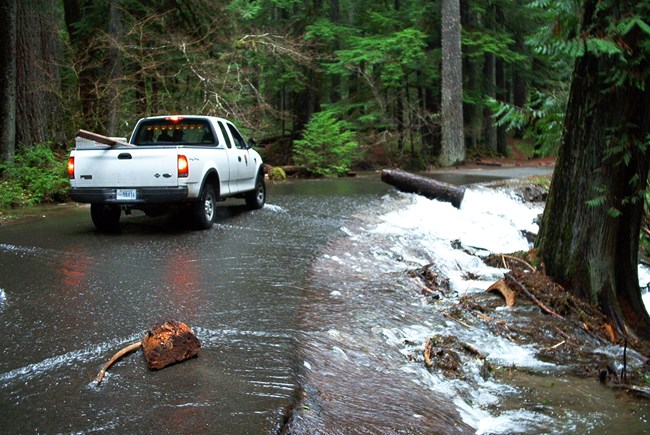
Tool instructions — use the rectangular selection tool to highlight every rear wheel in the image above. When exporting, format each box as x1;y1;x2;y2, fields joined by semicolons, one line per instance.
245;173;266;210
90;204;121;232
192;183;217;229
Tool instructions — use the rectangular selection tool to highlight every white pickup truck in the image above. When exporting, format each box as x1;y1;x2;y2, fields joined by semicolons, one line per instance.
67;115;266;231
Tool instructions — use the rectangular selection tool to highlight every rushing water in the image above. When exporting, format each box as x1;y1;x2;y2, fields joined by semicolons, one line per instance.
0;173;648;433
288;179;650;433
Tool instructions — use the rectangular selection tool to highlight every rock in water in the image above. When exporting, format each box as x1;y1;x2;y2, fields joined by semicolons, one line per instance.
141;320;201;370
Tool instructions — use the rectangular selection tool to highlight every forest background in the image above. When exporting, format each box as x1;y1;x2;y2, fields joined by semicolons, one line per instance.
0;0;570;207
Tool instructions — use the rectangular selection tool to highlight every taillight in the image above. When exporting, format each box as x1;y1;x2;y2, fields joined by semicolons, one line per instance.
178;155;189;178
67;156;75;179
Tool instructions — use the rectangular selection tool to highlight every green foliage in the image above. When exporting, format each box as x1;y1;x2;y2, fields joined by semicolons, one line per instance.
488;88;567;157
0;143;69;208
329;28;428;89
462;30;527;63
292;109;359;177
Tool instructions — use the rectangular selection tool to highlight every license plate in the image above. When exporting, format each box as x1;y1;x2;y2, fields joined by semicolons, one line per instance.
116;189;137;200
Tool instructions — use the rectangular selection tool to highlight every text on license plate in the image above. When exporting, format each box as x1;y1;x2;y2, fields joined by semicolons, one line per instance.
116;189;137;200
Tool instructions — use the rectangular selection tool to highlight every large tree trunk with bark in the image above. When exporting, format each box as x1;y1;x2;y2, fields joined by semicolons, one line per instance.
536;0;650;340
15;0;64;147
439;0;464;166
106;0;123;136
0;0;17;163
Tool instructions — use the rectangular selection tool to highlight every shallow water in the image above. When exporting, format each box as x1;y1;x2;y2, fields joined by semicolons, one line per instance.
0;174;648;433
0;176;390;433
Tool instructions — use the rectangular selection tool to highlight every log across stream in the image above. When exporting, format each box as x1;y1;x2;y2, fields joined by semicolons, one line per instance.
380;169;466;208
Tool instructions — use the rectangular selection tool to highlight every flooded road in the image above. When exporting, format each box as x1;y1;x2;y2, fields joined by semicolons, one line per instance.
1;171;648;433
0;176;390;433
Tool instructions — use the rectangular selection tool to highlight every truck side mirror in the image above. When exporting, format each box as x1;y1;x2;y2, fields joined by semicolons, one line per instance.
247;137;257;149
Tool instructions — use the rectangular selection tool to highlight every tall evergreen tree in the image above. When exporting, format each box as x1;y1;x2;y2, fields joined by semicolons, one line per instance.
15;0;63;146
0;0;16;163
440;0;464;165
536;0;650;340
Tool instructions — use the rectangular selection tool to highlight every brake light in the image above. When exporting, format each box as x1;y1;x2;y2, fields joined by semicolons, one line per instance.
178;155;189;178
166;116;184;122
67;156;75;179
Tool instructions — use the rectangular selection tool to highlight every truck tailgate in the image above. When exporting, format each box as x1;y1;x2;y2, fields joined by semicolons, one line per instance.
72;147;179;188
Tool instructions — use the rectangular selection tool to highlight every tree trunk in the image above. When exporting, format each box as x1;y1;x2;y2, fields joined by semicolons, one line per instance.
0;0;17;163
106;0;123;136
536;0;650;340
63;1;106;132
380;169;465;208
396;87;404;149
439;0;464;166
15;0;64;147
482;52;496;152
461;1;480;151
495;57;508;156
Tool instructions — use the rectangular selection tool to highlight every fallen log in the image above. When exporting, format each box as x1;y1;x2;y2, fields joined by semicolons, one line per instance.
281;165;307;177
380;169;465;208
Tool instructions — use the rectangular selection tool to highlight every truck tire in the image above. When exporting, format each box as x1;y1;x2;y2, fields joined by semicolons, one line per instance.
193;183;217;229
91;204;121;232
245;172;266;210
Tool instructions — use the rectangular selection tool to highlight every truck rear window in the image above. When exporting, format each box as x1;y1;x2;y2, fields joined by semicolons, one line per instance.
132;118;215;145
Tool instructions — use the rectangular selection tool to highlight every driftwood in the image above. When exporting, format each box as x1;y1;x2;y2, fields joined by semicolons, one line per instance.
77;129;134;147
95;320;200;385
141;320;201;370
380;169;465;208
486;279;516;307
96;341;142;385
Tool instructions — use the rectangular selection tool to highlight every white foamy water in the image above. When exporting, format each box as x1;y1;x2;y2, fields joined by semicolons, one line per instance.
305;186;649;433
262;203;288;213
372;188;540;295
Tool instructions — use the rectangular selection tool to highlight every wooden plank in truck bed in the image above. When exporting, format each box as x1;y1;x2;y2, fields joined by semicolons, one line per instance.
76;129;134;147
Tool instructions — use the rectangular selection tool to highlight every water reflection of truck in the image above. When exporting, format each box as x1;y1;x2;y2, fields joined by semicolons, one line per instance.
67;115;266;231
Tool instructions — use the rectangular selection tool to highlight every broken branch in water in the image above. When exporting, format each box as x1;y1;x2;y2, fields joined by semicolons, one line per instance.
500;254;536;272
410;277;436;295
545;340;566;351
504;273;564;320
96;341;142;385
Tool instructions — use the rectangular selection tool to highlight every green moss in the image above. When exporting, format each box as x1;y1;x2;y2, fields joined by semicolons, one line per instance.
268;166;287;181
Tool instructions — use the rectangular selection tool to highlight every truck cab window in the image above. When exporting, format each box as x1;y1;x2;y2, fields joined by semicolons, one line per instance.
227;124;247;149
217;121;232;148
134;119;216;146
